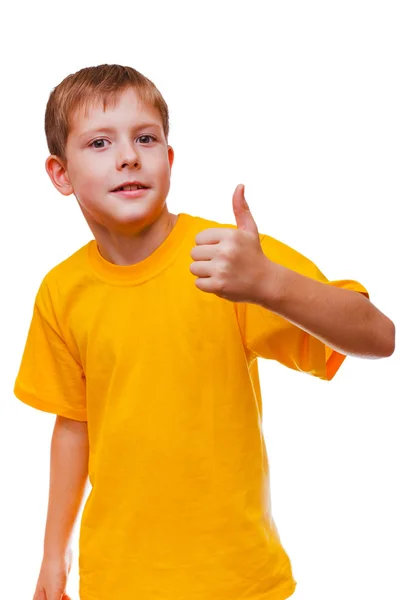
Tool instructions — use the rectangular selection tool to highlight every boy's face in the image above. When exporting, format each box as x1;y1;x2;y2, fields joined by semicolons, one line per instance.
46;87;174;233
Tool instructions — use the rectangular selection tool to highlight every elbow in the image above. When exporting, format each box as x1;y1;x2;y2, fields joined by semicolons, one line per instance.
380;317;396;358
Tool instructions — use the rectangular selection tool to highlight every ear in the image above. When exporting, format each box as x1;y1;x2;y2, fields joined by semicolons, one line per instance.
45;155;74;196
167;145;174;171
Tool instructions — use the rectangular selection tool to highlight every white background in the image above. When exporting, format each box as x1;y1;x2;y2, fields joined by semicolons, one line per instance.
1;1;399;599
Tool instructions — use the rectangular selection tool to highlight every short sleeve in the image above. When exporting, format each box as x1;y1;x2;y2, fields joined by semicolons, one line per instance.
14;276;87;420
237;233;370;381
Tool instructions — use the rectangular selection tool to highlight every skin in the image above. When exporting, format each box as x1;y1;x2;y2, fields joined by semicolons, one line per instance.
45;87;178;266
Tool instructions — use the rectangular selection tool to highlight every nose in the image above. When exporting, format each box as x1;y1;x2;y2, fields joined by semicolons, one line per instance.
117;139;140;170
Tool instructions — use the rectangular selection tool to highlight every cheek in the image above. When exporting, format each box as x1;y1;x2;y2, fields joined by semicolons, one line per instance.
75;162;110;196
156;159;172;186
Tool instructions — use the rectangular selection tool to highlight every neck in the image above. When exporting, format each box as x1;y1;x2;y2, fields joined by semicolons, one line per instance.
86;206;178;267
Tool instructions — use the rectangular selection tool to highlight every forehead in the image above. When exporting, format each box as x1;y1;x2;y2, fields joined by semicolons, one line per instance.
69;87;162;134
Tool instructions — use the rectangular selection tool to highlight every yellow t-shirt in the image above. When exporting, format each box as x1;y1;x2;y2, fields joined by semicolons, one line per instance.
14;212;369;600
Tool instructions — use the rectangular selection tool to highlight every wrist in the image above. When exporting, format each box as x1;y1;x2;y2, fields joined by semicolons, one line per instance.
43;544;72;564
254;259;286;310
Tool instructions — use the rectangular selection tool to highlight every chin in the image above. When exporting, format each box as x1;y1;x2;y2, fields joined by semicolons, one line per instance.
108;209;162;231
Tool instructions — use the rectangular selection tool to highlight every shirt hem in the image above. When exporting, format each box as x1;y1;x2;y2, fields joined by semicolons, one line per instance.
13;384;87;421
79;579;297;600
262;578;297;600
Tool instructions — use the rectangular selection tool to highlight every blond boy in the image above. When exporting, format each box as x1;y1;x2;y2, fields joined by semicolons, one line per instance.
14;64;395;600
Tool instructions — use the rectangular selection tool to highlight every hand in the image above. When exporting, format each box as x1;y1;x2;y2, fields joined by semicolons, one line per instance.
33;550;73;600
189;184;273;303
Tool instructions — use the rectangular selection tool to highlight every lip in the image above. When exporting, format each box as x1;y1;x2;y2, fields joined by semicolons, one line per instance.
111;188;149;199
111;180;149;191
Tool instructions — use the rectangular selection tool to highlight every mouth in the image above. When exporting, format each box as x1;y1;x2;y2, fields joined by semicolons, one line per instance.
111;184;150;198
112;184;150;192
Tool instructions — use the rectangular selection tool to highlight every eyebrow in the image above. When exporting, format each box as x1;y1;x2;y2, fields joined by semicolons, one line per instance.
79;122;162;139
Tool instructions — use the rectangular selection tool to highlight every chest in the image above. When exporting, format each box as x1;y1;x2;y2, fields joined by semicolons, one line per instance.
63;277;243;377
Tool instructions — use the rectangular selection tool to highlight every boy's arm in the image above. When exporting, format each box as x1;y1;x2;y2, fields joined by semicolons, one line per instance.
256;263;395;359
191;192;394;359
42;416;89;561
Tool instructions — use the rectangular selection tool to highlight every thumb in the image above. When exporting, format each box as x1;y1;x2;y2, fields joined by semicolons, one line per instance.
232;184;259;234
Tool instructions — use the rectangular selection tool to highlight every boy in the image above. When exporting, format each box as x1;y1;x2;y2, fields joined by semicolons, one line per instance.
14;64;395;600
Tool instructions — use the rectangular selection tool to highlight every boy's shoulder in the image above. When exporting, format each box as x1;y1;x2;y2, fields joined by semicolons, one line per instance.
36;241;92;300
47;241;90;278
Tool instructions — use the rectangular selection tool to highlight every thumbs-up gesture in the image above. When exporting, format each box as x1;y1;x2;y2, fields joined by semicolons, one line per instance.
190;184;274;303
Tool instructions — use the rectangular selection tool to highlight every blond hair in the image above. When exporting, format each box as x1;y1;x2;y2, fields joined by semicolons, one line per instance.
44;64;170;162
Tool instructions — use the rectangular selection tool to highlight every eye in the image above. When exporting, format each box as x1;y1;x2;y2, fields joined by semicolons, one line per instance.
89;139;110;149
137;135;156;144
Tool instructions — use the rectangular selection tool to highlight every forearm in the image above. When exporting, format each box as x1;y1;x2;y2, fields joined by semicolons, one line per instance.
42;416;89;560
258;263;395;359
